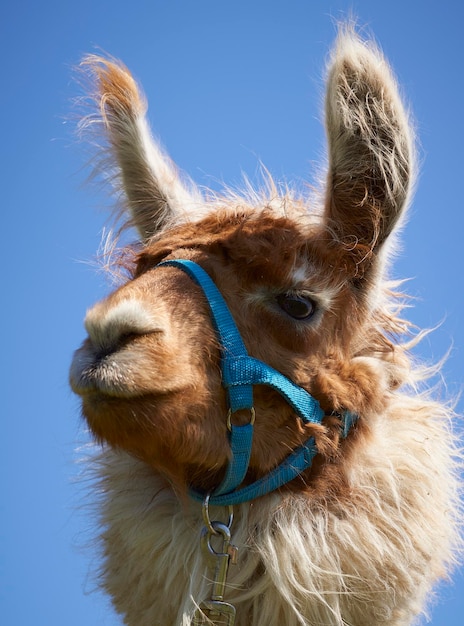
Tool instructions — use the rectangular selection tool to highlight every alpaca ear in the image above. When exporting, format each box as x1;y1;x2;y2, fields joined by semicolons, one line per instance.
323;29;415;276
81;56;202;242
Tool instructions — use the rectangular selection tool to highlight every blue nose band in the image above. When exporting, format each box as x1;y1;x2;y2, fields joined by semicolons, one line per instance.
158;259;357;506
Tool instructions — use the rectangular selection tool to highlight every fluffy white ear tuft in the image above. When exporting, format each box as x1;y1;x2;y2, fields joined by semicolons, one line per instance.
323;26;416;273
80;56;204;241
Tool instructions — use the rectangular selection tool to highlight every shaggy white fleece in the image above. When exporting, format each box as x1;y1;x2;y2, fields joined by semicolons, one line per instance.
92;392;460;626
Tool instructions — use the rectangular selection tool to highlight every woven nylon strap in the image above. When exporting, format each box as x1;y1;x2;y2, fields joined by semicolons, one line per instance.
158;259;356;505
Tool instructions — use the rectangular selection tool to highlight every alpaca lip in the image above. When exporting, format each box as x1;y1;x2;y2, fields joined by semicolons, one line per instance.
70;345;139;398
70;338;187;399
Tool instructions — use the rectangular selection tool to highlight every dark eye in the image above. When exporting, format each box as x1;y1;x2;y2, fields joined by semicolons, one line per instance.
276;294;316;320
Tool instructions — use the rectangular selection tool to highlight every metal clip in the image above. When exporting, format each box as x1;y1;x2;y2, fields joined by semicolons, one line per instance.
193;600;236;626
202;494;233;535
193;521;238;625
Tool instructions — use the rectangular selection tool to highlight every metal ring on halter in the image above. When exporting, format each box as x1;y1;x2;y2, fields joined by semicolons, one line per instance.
226;407;256;432
202;493;234;535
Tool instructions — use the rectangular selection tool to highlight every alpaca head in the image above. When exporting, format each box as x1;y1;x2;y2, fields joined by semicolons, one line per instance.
70;30;414;496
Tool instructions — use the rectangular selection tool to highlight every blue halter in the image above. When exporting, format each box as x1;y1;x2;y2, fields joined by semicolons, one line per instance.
158;259;357;506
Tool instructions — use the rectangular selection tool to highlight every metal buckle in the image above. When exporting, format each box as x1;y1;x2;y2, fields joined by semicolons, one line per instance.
226;406;256;431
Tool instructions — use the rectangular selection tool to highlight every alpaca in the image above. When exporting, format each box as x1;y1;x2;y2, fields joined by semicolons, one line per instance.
70;27;462;626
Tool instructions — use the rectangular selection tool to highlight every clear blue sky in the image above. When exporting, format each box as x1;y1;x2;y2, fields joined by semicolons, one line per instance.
2;1;463;624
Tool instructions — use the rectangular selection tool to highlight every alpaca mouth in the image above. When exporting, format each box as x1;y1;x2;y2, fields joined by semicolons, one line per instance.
70;337;193;400
70;346;140;398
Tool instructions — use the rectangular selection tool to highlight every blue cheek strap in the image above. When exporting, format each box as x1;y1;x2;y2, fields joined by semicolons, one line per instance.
158;259;357;506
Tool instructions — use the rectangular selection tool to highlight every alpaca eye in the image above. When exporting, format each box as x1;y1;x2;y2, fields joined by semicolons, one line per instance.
276;294;316;320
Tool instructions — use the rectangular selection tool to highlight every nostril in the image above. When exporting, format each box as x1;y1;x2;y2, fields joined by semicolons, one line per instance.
94;332;139;360
84;298;162;354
